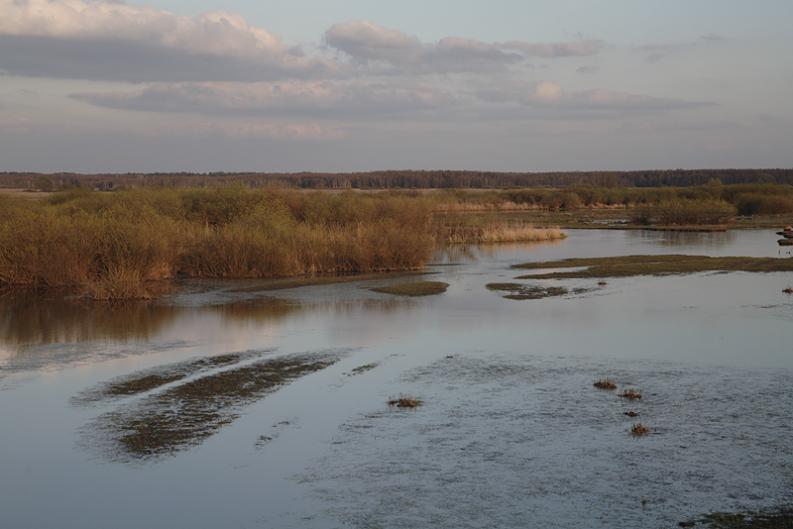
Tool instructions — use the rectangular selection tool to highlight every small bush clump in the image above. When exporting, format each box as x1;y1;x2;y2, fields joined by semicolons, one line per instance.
388;396;423;409
631;423;651;437
593;379;617;390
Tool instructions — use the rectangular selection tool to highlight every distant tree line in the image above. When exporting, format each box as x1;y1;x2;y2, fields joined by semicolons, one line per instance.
3;168;793;191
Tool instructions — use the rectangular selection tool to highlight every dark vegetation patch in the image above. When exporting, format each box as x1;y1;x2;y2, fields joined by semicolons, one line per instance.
504;286;568;300
486;283;524;292
88;353;339;460
631;423;650;437
678;507;793;528
73;351;264;405
620;389;643;400
514;255;793;279
370;281;448;297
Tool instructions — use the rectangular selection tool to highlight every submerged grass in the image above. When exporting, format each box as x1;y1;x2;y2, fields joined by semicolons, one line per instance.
348;363;380;376
73;351;261;404
679;508;793;528
486;282;569;300
370;281;449;297
89;352;339;460
514;254;793;279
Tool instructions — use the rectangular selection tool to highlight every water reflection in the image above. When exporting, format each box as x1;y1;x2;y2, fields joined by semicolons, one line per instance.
0;294;182;347
627;229;737;248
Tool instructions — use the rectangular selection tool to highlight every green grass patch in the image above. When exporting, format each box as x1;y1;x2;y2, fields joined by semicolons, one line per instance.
514;254;793;279
370;281;448;297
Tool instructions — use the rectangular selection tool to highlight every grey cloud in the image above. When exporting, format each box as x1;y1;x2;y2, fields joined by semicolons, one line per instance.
0;35;333;82
325;20;602;73
476;81;715;120
72;80;457;119
576;65;600;75
636;34;727;63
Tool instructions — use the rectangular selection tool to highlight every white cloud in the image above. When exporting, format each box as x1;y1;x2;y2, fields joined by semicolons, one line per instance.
477;81;714;119
0;0;335;81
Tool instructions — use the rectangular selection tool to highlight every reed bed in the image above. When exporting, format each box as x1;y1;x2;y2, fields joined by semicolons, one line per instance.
443;223;566;244
0;187;436;299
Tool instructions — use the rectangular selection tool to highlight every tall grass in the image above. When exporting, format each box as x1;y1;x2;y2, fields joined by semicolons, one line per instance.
444;224;566;244
0;188;435;299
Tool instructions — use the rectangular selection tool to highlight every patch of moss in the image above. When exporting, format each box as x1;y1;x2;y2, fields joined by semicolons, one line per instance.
370;281;448;297
514;254;793;280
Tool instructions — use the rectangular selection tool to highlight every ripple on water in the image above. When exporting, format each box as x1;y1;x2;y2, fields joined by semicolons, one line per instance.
306;354;793;529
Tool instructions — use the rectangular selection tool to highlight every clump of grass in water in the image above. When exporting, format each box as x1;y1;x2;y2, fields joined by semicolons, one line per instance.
370;281;448;297
444;223;566;244
631;423;650;437
388;395;423;409
593;378;617;390
620;388;642;400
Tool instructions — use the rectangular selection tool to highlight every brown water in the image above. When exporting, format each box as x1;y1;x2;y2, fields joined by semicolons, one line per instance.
1;229;792;528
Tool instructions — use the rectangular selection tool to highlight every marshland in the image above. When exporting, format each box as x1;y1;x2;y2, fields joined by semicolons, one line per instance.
2;178;793;529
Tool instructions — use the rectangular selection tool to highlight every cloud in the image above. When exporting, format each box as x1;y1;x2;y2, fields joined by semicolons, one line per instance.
325;20;602;73
576;65;600;75
477;81;714;119
73;77;712;126
72;80;455;119
0;0;334;81
636;34;727;63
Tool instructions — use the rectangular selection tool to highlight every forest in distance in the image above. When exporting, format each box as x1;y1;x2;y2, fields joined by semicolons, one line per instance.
3;168;793;191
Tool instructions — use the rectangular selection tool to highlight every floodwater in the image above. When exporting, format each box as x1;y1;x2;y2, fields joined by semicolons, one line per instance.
1;229;792;529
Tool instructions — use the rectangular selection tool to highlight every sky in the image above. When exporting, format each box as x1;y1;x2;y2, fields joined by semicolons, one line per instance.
0;0;792;173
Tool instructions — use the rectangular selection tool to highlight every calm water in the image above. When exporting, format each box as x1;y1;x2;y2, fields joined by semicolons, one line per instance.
1;229;792;528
